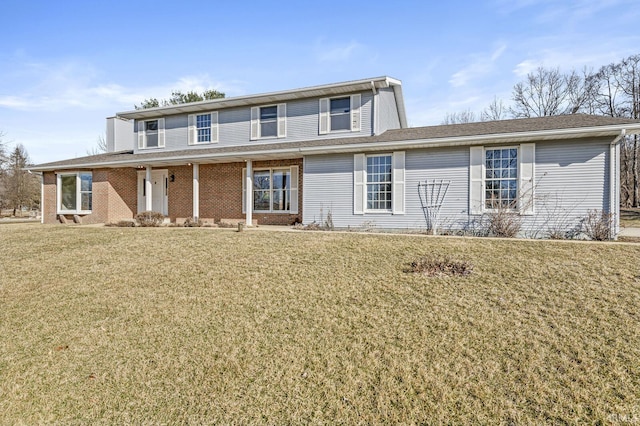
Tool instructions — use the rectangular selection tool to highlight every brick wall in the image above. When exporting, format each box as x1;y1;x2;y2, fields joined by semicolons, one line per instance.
42;159;303;226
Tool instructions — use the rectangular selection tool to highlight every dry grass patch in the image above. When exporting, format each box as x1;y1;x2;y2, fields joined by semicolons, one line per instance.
1;224;640;423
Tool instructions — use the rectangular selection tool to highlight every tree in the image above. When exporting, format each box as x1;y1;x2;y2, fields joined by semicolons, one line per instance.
3;144;40;215
135;89;225;110
86;134;108;156
480;97;508;121
441;109;476;124
509;67;597;118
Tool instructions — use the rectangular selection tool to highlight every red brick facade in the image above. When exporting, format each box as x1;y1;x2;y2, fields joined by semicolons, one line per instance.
42;159;303;226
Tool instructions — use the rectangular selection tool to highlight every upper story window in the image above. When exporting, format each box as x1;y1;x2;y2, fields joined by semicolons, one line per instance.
57;172;92;214
250;104;286;140
137;118;165;149
319;94;361;134
188;112;218;145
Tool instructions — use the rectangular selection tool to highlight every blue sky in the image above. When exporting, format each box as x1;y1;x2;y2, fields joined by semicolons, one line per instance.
1;0;639;164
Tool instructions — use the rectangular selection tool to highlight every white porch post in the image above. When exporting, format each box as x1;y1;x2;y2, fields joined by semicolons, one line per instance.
193;163;200;220
245;160;253;227
145;166;153;211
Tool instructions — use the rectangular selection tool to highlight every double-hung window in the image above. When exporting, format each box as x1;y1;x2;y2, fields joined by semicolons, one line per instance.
137;118;165;149
242;166;299;214
485;148;518;209
188;112;218;145
57;172;92;214
353;151;405;215
319;94;361;134
469;144;535;215
250;104;286;140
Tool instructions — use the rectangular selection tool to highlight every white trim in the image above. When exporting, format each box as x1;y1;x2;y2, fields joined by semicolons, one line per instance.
363;153;394;213
249;166;296;213
392;151;405;214
350;94;361;132
56;171;93;215
469;146;484;215
353;153;365;215
245;161;253;226
518;143;535;215
193;163;199;220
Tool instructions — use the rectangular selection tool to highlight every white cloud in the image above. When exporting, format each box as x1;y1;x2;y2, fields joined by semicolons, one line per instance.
314;40;362;63
449;43;507;88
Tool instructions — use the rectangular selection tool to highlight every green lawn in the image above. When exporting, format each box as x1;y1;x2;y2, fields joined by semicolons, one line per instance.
1;224;640;424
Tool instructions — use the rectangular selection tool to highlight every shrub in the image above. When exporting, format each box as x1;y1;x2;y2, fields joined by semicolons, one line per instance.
135;211;165;227
408;255;473;277
183;217;202;227
581;210;614;241
116;220;136;227
486;209;521;238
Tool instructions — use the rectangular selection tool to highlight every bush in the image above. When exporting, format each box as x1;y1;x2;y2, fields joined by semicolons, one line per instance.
183;217;202;227
135;211;165;227
581;210;613;241
408;255;473;277
486;209;522;238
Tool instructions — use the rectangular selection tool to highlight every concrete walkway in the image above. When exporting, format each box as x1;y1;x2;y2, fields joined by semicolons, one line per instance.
619;226;640;237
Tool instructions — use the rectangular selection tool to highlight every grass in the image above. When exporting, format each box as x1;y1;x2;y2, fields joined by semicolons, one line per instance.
621;208;640;228
1;224;640;424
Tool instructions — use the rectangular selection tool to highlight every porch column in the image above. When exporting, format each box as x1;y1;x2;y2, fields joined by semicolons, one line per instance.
145;166;153;211
193;163;199;220
245;160;253;227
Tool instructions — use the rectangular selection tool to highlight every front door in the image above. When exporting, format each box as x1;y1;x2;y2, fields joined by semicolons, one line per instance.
138;170;168;215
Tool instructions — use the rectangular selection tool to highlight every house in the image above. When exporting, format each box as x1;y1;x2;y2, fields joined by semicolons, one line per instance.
30;76;640;238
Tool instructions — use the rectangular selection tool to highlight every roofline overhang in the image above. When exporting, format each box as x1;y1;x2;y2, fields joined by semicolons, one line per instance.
29;123;640;172
116;76;403;121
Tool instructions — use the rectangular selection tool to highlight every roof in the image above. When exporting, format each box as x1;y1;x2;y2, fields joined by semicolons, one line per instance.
30;114;640;171
117;76;407;127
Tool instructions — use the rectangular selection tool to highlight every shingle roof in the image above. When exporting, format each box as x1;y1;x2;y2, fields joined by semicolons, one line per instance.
31;114;640;171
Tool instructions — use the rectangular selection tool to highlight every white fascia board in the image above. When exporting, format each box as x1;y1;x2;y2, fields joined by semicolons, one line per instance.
117;76;401;120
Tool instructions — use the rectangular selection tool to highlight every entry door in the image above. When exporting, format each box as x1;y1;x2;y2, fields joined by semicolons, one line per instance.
138;170;168;215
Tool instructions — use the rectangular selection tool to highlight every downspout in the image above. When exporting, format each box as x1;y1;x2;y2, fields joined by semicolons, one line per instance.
610;129;626;239
371;81;378;136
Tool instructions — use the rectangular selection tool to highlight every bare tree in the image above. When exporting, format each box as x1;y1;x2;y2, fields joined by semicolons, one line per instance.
509;67;596;118
480;97;508;121
441;109;476;124
86;134;108;156
3;144;40;215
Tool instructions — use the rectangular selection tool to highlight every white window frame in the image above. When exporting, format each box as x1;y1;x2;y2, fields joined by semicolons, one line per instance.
242;165;299;214
188;111;218;145
250;104;286;140
57;171;92;214
365;153;393;212
469;143;535;215
483;146;519;211
354;151;404;215
137;118;165;149
319;94;361;135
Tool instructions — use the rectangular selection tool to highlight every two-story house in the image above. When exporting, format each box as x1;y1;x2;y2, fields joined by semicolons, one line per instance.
31;76;640;237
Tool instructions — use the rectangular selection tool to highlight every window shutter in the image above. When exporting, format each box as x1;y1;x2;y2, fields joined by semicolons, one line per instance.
250;107;259;140
519;143;535;215
187;114;196;145
158;118;165;147
137;121;145;149
392;151;405;214
211;111;219;142
277;103;286;138
289;165;298;214
353;153;365;214
242;167;247;213
351;94;361;132
319;98;329;134
469;146;484;215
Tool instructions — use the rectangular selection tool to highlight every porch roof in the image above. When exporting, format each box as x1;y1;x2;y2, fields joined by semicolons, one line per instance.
30;114;640;171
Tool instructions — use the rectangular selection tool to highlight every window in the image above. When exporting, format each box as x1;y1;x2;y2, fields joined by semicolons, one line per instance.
366;155;392;211
319;94;361;134
250;104;286;140
469;144;535;215
242;166;298;214
188;112;218;144
485;148;518;209
330;97;351;131
353;152;405;215
253;169;291;212
137;118;165;149
57;172;92;214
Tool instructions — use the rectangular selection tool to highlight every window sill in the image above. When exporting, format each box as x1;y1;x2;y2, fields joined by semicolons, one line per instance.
253;210;292;214
364;210;393;214
138;146;163;150
190;141;218;146
58;210;91;215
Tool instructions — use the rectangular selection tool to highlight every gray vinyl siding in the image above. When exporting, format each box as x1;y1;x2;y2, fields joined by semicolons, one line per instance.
303;138;611;236
106;117;134;152
133;91;374;154
376;87;401;134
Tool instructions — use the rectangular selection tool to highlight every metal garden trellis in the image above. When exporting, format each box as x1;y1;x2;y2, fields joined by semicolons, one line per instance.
418;179;451;235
